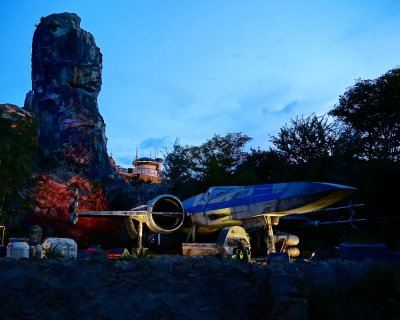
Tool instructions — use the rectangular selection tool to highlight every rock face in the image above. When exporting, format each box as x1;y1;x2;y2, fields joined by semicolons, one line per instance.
24;12;112;180
31;174;124;244
0;103;33;123
17;13;129;242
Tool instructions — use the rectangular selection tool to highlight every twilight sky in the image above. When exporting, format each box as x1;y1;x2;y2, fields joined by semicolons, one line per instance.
1;1;399;167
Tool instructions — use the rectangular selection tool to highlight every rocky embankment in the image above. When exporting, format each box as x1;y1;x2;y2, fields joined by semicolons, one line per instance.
0;256;399;320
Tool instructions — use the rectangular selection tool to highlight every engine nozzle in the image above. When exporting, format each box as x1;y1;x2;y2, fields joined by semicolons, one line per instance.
145;194;185;234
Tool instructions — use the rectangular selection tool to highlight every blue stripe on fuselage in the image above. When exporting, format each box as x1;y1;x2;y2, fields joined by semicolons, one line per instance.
185;191;284;214
182;182;341;215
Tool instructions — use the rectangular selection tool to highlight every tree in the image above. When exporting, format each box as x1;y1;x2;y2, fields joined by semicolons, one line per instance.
329;67;400;161
162;133;252;197
270;113;337;166
0;108;37;228
161;140;199;198
235;148;290;184
192;132;252;180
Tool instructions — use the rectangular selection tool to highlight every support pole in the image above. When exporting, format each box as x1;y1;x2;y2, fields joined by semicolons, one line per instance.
137;220;143;255
186;224;196;243
191;224;196;243
265;216;276;254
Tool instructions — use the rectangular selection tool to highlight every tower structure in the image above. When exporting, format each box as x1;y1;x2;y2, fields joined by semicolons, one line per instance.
132;157;163;183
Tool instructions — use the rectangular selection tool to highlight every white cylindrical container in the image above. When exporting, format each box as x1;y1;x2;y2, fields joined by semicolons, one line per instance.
6;238;29;259
41;238;78;259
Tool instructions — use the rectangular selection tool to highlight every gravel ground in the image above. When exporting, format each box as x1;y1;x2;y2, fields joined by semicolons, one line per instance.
0;255;399;320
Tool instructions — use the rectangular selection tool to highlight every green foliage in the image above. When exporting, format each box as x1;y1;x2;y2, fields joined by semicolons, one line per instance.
268;113;345;181
118;248;149;260
329;67;400;161
270;113;337;165
162;133;252;198
235;148;290;184
194;132;252;176
0;112;37;229
161;140;198;198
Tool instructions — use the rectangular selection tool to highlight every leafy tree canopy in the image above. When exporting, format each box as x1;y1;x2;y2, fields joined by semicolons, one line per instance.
235;148;290;184
0;113;37;228
269;113;337;165
162;133;252;198
329;67;400;161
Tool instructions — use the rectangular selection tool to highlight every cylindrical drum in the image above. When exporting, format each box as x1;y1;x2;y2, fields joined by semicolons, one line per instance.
287;247;301;258
6;238;29;259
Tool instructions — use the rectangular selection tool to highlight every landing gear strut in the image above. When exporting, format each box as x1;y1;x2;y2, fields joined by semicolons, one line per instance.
264;216;276;254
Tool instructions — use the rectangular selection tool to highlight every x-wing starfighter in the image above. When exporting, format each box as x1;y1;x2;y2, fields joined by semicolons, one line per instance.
69;181;356;255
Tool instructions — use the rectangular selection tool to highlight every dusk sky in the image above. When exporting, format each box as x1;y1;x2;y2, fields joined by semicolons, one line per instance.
1;1;399;167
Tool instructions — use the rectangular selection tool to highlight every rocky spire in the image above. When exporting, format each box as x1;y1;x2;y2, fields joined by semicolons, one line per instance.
24;12;112;180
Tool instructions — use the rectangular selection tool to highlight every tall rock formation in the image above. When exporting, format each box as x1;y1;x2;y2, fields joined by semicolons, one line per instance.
18;13;128;242
24;12;112;180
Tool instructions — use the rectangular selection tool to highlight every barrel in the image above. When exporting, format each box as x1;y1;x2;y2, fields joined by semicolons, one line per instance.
6;238;29;259
274;233;300;246
287;247;300;258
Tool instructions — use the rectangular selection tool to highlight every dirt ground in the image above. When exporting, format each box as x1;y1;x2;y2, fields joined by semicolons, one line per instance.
0;256;268;320
0;255;399;320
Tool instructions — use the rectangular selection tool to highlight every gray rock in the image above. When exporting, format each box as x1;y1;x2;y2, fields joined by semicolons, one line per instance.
24;13;112;180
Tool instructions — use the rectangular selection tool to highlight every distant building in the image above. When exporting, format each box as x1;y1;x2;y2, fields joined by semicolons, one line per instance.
109;155;163;184
132;157;163;183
